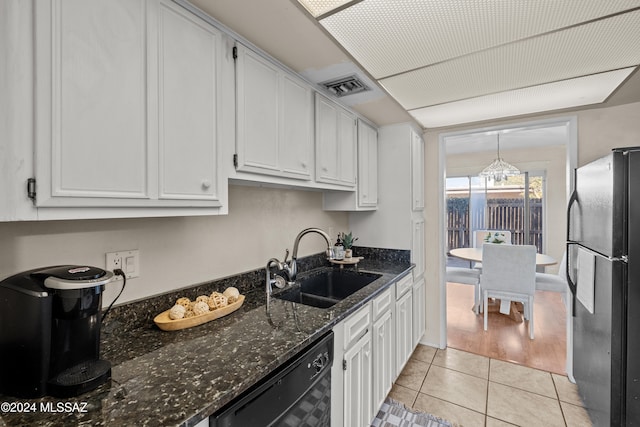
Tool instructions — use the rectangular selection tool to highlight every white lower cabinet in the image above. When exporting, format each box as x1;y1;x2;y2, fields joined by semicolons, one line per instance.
332;277;422;427
372;286;395;414
343;328;373;427
395;276;414;377
331;303;371;427
412;278;426;347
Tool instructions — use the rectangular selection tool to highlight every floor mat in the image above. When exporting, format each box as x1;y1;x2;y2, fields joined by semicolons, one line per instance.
370;397;459;427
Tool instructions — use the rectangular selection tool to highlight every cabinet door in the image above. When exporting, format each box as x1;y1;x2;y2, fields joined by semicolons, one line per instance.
315;94;356;187
235;45;279;174
316;95;339;183
412;218;425;279
411;130;425;211
412;278;426;347
338;109;357;186
395;291;413;376
280;74;313;179
373;309;394;414
358;120;378;207
343;331;372;427
158;0;221;202
35;0;150;205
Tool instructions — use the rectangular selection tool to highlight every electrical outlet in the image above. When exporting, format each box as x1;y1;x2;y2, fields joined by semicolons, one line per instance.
106;250;140;279
106;252;122;272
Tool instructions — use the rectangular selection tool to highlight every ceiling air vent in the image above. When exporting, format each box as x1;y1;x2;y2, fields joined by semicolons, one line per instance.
321;75;369;97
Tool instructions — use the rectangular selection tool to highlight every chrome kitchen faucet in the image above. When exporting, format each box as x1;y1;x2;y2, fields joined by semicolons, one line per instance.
285;227;334;283
265;227;334;300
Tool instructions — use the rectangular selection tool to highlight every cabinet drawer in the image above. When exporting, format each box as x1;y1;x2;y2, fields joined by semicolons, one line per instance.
343;303;371;349
395;274;413;300
372;285;393;320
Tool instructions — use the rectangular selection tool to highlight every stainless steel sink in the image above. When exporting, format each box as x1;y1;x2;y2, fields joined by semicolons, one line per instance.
274;269;382;308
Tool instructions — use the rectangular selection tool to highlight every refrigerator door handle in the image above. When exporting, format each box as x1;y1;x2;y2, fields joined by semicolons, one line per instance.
566;167;579;243
566;169;579;317
566;241;578;317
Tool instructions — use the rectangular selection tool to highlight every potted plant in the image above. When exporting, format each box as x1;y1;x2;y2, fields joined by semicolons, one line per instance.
340;231;358;258
483;231;508;244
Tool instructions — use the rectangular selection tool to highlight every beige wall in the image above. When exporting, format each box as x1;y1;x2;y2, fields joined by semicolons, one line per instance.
0;185;348;306
576;102;640;165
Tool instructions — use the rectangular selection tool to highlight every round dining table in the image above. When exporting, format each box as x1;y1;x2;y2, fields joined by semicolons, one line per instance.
449;247;557;266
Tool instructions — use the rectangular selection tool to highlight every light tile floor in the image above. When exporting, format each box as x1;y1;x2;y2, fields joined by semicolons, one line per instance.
387;345;592;427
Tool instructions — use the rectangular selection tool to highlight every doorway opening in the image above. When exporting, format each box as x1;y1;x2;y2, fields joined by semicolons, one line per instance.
438;117;577;375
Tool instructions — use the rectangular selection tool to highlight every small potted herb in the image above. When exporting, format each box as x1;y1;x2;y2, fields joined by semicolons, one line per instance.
340;231;358;258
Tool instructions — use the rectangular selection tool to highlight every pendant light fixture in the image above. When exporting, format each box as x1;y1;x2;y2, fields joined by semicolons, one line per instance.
479;133;520;182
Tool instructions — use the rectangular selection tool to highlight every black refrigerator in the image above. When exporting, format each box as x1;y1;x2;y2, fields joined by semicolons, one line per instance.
567;147;640;426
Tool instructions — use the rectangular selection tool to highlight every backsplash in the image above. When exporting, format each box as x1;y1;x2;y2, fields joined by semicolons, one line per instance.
352;246;411;263
101;247;410;334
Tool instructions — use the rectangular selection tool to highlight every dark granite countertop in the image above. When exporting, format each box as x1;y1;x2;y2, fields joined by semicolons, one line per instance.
0;249;412;427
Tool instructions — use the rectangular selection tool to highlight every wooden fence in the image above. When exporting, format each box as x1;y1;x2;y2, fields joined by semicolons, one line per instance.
447;198;543;252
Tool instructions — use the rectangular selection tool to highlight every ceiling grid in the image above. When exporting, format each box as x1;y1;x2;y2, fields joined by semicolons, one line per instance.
296;0;640;127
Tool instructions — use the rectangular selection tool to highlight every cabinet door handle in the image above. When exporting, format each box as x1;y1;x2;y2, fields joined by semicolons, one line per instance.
202;180;212;189
357;327;369;342
301;161;307;169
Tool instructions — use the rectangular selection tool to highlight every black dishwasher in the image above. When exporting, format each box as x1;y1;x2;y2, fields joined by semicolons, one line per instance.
211;331;333;427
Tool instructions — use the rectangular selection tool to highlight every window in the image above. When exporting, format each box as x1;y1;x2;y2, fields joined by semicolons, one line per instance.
446;172;545;264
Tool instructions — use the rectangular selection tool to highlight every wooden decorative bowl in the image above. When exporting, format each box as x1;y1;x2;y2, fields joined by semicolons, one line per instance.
153;295;245;331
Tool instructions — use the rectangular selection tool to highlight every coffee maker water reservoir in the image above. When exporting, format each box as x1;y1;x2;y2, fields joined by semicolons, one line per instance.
0;265;114;398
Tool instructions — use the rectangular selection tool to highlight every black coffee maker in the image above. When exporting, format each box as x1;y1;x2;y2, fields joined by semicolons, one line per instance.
0;265;114;398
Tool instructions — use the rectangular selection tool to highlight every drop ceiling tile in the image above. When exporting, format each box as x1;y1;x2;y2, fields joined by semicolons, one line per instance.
320;0;640;79
297;0;354;18
409;67;636;128
379;10;640;109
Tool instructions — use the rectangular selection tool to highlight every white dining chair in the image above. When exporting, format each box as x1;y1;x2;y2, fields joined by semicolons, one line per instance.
535;252;568;294
446;266;481;314
481;243;537;339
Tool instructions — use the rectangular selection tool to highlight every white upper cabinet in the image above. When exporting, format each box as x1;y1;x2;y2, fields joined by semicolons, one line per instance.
323;118;378;211
235;44;313;180
157;0;221;202
315;94;357;188
35;0;150;204
32;0;224;212
280;74;314;178
411;129;425;211
357;120;378;207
